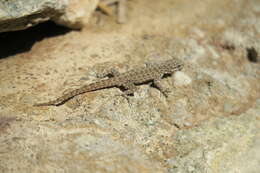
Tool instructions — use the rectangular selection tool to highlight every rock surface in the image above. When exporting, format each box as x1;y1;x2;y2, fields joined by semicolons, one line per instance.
55;0;99;29
0;0;99;33
0;0;260;173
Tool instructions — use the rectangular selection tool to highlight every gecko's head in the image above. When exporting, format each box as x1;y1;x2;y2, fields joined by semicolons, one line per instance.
161;58;184;74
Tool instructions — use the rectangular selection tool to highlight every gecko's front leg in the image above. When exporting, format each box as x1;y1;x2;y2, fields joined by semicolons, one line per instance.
153;79;170;97
122;82;138;95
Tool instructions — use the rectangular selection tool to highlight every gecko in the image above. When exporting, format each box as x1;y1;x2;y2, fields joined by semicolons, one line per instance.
34;58;184;106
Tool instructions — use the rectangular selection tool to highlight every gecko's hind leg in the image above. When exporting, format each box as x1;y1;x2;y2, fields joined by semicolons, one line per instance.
116;82;137;102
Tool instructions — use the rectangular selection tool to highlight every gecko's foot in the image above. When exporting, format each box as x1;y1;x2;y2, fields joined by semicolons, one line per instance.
161;88;171;97
115;93;129;98
115;92;132;103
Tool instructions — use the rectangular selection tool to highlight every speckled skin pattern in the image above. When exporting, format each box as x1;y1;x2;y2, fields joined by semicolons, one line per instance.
34;58;184;106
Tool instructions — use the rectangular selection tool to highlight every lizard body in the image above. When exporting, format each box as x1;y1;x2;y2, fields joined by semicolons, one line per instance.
34;58;184;106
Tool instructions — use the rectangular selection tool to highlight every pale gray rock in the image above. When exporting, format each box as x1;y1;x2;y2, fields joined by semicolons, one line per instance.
55;0;99;29
0;0;99;33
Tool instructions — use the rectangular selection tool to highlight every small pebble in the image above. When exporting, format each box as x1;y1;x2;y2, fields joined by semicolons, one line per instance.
174;71;192;86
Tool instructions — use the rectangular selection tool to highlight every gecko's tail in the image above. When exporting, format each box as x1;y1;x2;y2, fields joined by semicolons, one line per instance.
33;81;109;107
33;87;88;106
33;96;74;106
33;100;58;106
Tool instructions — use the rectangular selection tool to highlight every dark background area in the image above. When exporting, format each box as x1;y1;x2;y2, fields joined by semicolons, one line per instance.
0;21;71;59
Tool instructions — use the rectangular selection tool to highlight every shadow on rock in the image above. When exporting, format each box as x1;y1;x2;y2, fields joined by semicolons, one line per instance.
0;21;71;59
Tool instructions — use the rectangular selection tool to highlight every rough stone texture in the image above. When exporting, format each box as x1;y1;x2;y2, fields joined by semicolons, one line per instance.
55;0;99;29
0;0;260;173
0;0;99;33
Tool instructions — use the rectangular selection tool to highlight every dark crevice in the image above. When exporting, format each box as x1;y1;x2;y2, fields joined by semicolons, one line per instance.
246;47;258;63
0;21;72;59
